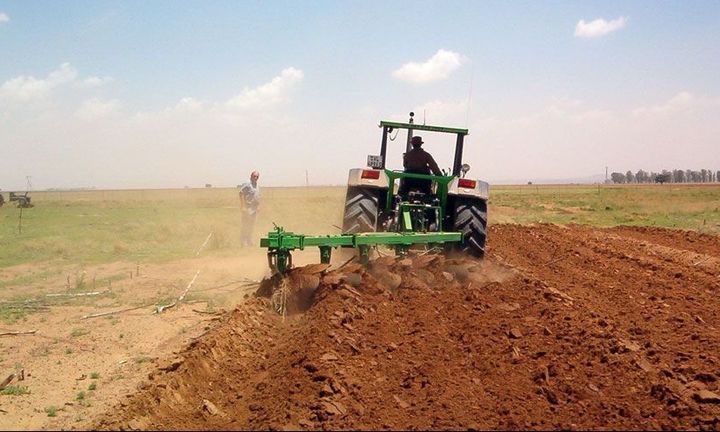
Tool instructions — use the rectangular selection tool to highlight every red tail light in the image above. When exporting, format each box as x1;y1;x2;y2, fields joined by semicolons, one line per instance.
361;169;381;180
458;179;477;189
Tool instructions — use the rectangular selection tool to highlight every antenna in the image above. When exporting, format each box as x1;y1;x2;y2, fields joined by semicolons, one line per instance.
26;176;32;193
465;62;474;127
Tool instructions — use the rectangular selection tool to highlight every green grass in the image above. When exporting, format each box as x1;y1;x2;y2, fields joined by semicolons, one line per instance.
88;382;97;391
70;328;88;338
490;184;720;233
0;294;47;323
45;406;58;417
0;187;345;268
0;385;30;396
76;390;85;401
0;305;31;324
90;371;100;379
134;355;151;364
0;269;53;289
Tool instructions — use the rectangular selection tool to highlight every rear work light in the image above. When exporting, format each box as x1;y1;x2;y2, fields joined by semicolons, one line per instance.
458;179;477;189
361;169;381;180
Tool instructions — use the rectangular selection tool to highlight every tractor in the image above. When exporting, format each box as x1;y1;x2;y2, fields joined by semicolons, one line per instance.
260;113;488;276
9;192;34;208
341;112;488;257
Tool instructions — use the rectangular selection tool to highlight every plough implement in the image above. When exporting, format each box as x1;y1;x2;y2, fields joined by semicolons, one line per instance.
261;225;462;274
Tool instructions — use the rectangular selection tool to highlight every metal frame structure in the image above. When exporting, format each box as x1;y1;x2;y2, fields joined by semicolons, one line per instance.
382;169;454;218
261;225;461;274
378;118;468;177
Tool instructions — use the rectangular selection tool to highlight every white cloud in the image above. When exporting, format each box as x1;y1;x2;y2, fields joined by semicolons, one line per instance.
632;91;720;117
0;63;78;101
0;13;9;24
226;67;304;110
392;49;465;84
75;98;120;121
174;97;204;113
79;76;114;88
574;16;627;38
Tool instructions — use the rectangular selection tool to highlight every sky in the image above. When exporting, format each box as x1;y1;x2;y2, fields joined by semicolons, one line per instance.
1;0;719;189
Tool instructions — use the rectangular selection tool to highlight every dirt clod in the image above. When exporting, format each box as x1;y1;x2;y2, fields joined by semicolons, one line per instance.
694;390;720;404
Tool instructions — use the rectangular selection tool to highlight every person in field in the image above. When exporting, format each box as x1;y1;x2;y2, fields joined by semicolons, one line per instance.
400;135;442;195
239;171;260;247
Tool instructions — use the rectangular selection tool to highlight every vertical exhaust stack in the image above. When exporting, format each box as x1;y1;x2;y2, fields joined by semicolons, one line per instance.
405;112;414;154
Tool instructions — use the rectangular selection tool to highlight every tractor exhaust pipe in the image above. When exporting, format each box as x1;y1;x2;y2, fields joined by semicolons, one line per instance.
405;112;414;154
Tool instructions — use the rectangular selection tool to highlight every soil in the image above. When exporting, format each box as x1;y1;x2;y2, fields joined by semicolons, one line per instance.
92;224;720;431
0;250;280;430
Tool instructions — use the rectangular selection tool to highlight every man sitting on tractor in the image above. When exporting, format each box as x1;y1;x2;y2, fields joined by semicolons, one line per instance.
400;135;442;196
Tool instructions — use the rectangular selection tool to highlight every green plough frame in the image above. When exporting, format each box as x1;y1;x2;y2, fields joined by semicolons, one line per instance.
260;226;462;274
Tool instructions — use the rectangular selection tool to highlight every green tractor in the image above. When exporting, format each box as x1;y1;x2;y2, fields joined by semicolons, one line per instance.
341;112;488;257
259;113;488;276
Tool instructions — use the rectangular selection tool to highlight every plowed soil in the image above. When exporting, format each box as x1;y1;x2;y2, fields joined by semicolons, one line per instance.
95;224;720;430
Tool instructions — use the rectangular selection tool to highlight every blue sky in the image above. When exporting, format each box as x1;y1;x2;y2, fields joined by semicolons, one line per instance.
1;1;719;188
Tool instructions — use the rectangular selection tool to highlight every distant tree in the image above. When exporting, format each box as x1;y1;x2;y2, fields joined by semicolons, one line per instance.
662;169;673;183
610;172;626;184
625;170;635;184
674;169;685;183
686;169;693;183
636;169;647;183
701;169;708;183
716;170;720;182
655;173;671;184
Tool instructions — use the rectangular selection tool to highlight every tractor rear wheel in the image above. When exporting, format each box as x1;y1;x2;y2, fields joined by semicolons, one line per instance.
342;186;380;233
452;197;488;258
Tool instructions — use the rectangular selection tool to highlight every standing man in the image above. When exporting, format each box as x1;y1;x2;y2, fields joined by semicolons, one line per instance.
239;171;261;247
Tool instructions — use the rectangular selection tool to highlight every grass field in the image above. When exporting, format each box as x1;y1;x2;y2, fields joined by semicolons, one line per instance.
491;183;720;230
2;184;720;270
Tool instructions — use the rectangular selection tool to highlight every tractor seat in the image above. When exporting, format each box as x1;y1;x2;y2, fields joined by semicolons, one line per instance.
398;177;433;198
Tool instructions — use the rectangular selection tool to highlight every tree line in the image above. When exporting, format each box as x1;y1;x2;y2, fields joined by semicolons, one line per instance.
610;169;720;184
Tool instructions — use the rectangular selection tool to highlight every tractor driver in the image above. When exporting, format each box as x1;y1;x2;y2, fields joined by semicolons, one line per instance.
400;135;442;195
